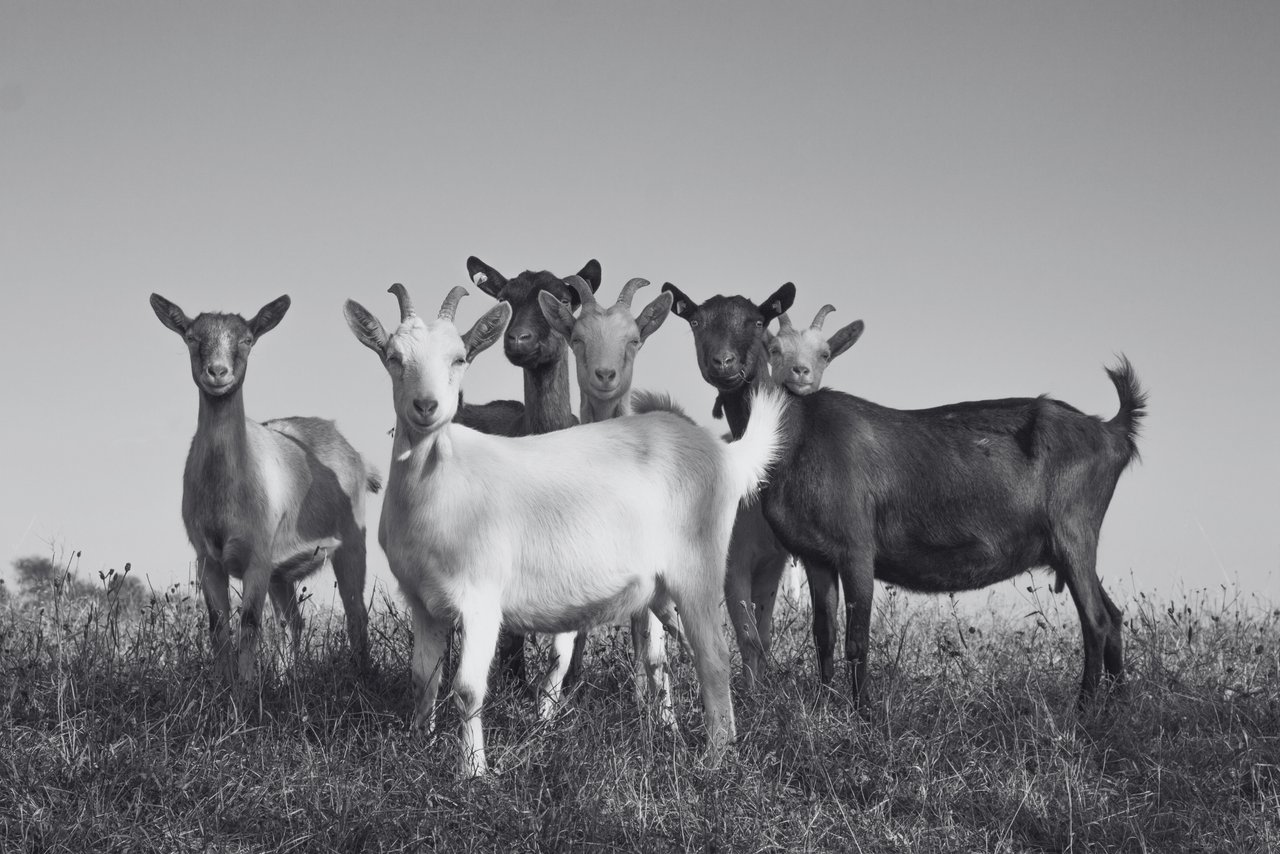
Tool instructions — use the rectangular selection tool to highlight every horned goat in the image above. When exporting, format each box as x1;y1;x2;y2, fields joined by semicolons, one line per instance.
766;304;864;395
149;293;380;681
344;282;784;776
539;275;681;717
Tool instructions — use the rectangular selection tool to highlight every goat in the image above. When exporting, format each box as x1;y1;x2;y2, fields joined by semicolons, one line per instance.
766;304;865;396
758;359;1147;707
662;281;796;688
539;275;680;717
454;256;602;685
150;293;379;680
343;283;783;776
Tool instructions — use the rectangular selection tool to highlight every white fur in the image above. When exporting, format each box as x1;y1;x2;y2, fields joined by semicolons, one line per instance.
348;290;784;776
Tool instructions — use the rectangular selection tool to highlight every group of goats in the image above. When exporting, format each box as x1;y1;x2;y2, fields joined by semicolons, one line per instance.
149;257;1146;777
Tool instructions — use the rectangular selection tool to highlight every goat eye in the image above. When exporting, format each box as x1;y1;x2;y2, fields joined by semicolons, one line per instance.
453;357;466;367
690;319;700;328
240;337;253;347
754;319;764;329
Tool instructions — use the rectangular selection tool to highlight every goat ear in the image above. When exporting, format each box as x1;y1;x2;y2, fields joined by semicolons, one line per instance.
250;295;291;338
150;293;191;336
826;319;865;361
577;259;602;292
537;290;576;339
760;282;796;324
463;302;512;362
343;300;389;355
466;256;506;299
662;283;697;321
635;291;673;342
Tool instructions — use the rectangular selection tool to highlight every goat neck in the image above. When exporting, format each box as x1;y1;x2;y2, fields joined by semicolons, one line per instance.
717;339;775;440
579;387;629;424
192;378;251;466
521;352;576;434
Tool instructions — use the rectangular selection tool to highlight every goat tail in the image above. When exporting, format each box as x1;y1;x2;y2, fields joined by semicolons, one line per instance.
724;385;787;501
366;469;384;494
1105;355;1147;462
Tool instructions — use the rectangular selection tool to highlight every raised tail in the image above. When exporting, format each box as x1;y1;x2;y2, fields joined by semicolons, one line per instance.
1106;355;1147;463
723;385;786;500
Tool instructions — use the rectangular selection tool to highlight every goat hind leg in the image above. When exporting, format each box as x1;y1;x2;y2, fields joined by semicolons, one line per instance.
1056;542;1113;705
268;576;304;664
537;632;576;721
678;596;735;763
332;532;371;671
633;610;676;728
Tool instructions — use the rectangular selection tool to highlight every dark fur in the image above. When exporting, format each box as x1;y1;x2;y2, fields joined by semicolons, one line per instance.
454;257;602;683
661;282;796;687
662;282;794;438
761;358;1147;705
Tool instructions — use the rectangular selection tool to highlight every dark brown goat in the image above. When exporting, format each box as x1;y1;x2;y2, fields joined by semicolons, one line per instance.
455;256;602;684
662;281;796;688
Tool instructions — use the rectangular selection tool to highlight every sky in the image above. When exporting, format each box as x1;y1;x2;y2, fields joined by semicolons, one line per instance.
2;2;1277;607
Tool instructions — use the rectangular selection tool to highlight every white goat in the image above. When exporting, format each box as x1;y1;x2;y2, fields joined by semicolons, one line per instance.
344;283;783;776
766;304;864;395
150;293;380;681
539;275;681;720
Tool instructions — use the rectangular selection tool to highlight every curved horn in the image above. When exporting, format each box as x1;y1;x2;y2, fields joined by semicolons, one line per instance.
387;283;416;321
776;312;794;331
437;285;469;322
564;275;596;308
810;304;837;331
615;277;650;309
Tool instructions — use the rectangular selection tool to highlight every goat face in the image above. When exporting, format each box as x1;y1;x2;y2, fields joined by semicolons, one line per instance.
539;278;673;402
466;256;602;370
766;306;865;395
345;285;511;438
661;282;795;392
150;294;290;398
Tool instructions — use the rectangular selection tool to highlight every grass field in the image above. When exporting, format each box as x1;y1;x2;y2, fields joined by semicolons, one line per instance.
1;570;1276;853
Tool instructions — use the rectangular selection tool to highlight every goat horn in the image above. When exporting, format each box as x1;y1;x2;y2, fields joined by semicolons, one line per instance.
387;283;416;321
615;277;650;309
777;312;794;331
811;304;837;331
437;285;469;322
564;275;596;308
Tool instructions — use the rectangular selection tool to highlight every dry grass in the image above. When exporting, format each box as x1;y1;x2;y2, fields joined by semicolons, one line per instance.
1;576;1277;853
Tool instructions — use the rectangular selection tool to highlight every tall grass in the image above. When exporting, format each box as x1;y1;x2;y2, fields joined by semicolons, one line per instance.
1;575;1276;853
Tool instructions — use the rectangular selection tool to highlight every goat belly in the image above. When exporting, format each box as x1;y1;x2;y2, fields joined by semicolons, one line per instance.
501;575;654;634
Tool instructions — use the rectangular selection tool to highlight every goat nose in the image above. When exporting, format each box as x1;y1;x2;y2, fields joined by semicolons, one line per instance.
792;365;811;378
206;364;229;379
412;397;438;419
711;352;737;371
506;329;534;345
595;368;617;384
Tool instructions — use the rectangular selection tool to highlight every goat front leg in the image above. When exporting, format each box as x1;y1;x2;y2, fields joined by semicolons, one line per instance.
197;554;234;681
536;632;576;721
805;561;840;685
835;544;875;710
234;544;273;682
454;601;502;777
407;597;450;733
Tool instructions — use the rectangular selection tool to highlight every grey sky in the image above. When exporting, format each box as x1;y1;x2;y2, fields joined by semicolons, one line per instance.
2;2;1277;601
